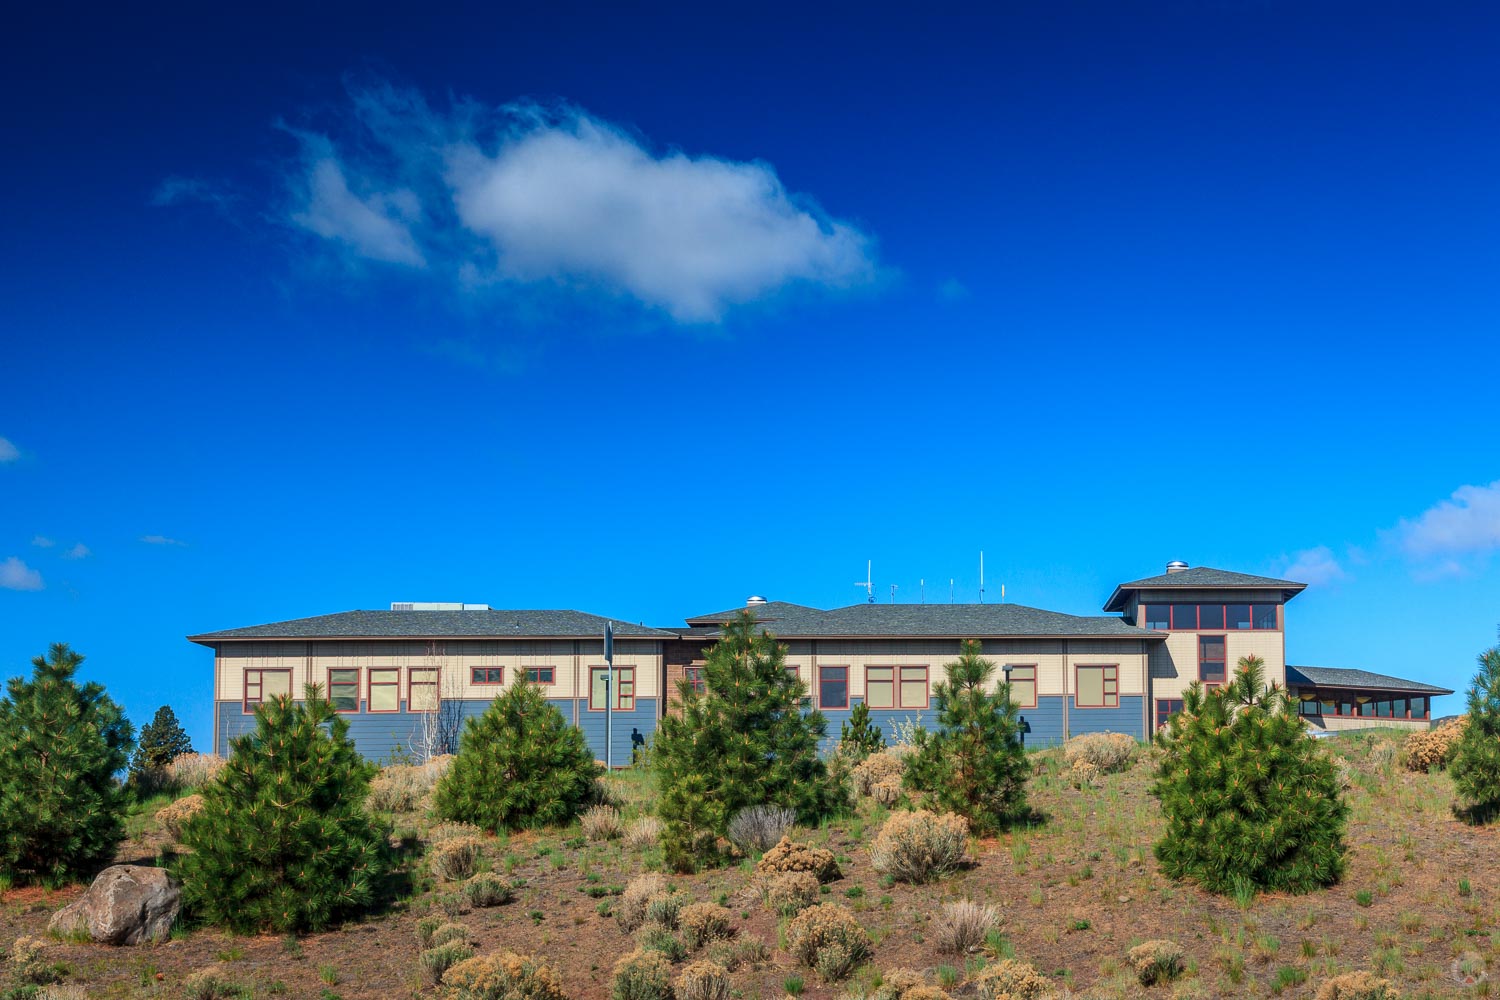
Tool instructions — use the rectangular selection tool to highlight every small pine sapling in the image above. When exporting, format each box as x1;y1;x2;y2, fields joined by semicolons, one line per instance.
130;705;194;782
839;703;885;760
1450;645;1500;820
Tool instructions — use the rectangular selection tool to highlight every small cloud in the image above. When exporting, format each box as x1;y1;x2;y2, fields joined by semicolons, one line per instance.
151;176;239;211
1391;479;1500;560
63;543;90;560
31;535;54;548
0;437;18;463
937;278;969;303
0;557;44;591
288;143;427;266
1280;545;1346;586
140;535;187;547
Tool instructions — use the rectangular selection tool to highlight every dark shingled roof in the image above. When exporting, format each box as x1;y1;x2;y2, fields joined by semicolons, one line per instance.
683;601;821;624
1287;665;1453;695
679;602;1162;640
189;610;675;642
1103;566;1307;611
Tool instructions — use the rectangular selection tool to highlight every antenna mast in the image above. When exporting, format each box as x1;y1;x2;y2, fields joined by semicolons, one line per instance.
920;578;925;604
979;551;985;604
854;560;873;604
890;583;898;604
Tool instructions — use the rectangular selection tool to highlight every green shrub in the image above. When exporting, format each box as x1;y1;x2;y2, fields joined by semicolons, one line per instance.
612;950;673;1000
433;680;600;832
463;872;512;908
1451;647;1500;818
840;703;886;759
0;643;134;885
1152;655;1347;895
175;686;392;933
903;640;1028;834
636;924;687;962
431;836;485;881
1126;940;1184;986
421;941;476;984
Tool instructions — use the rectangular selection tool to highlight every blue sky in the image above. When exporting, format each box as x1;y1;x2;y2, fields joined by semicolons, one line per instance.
3;2;1498;747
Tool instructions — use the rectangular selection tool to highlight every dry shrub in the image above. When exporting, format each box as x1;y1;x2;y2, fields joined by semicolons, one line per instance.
871;969;953;1000
1314;971;1401;1000
1126;939;1184;986
165;753;227;791
872;777;905;806
156;794;205;841
431;836;486;881
180;965;234;1000
428;821;485;843
371;765;431;813
1323;752;1354;790
1063;732;1136;773
582;805;624;841
727;805;796;853
1404;718;1465;772
852;752;905;796
463;872;512;908
756;836;841;882
706;935;769;972
758;870;820;915
970;959;1052;1000
594;776;623;807
1068;759;1099;790
624;816;664;851
679;903;734;950
429;923;472;948
786;903;871;972
612;949;673;1000
869;810;969;883
933;899;999;955
617;873;671;933
675;960;731;1000
443;950;567;1000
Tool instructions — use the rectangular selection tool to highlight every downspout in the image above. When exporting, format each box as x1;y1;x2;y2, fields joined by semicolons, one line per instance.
1061;638;1069;741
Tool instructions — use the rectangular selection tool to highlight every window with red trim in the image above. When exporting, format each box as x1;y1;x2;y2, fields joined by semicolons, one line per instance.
819;666;848;709
1076;665;1118;708
369;668;400;712
409;667;439;712
682;665;705;695
243;668;292;713
525;666;556;684
590;666;635;710
328;668;359;712
471;667;504;684
1198;636;1226;685
1005;665;1037;708
1156;698;1185;729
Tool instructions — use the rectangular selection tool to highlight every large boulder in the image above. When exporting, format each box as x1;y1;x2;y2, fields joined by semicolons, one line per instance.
49;865;181;945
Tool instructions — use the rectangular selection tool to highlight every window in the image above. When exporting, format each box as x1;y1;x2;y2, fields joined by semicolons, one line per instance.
819;666;849;709
409;668;439;712
682;665;705;695
1411;696;1427;718
525;666;556;685
1300;697;1321;717
471;667;504;684
1198;603;1226;630
1198;636;1226;685
1005;665;1037;708
1159;603;1280;630
369;668;400;712
1155;698;1184;729
590;666;635;710
1171;604;1198;629
1144;604;1171;630
1076;665;1118;708
865;666;894;708
244;668;292;713
1253;604;1279;629
1227;604;1252;629
328;668;359;712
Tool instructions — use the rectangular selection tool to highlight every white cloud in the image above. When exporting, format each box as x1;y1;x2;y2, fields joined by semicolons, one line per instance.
0;557;43;591
1280;545;1346;586
151;176;237;210
0;437;18;462
1393;479;1500;559
141;534;187;547
31;535;54;548
282;86;877;322
63;543;90;560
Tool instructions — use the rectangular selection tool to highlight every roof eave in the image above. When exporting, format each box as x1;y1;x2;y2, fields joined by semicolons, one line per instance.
1103;582;1308;612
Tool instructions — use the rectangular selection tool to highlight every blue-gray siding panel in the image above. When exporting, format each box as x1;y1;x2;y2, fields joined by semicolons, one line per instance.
1067;696;1145;740
1020;697;1066;749
817;697;1066;751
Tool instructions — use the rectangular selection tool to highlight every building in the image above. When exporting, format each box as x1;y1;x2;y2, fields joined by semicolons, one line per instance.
190;563;1450;762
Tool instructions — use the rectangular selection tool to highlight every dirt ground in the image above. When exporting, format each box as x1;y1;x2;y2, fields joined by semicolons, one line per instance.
2;730;1494;999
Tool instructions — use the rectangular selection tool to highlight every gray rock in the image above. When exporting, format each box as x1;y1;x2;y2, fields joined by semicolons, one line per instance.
49;865;181;945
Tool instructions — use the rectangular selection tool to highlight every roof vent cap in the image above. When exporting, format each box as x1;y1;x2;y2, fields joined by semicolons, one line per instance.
746;595;769;606
1166;561;1190;575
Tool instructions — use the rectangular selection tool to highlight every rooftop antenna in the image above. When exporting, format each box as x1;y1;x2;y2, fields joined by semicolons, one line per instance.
889;583;898;603
950;578;954;603
920;578;925;604
854;560;873;604
1001;584;1006;603
979;550;985;604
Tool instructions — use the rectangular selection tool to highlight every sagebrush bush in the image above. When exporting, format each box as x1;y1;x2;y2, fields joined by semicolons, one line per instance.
1152;656;1347;895
869;810;970;883
872;777;904;806
429;922;472;948
870;968;952;1000
434;680;601;832
758;870;820;915
706;935;769;972
612;949;673;1000
933;899;998;954
175;687;392;933
422;941;477;985
0;644;134;886
679;902;734;950
1451;647;1500;815
442;950;567;1000
463;872;512;908
582;805;624;841
617;873;671;933
624;816;664;851
1313;971;1400;1000
756;836;840;882
852;752;905;797
416;915;444;948
644;892;684;929
181;966;235;1000
636;924;687;962
1063;732;1136;773
727;804;796;853
1403;718;1465;772
369;756;451;813
431;836;486;882
970;959;1052;1000
675;960;731;1000
1068;759;1098;790
165;752;227;791
155;794;205;842
786;903;871;971
1126;939;1184;986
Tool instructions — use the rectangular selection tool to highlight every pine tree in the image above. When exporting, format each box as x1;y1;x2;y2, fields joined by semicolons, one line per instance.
0;643;134;885
130;705;194;780
840;702;886;759
903;639;1028;835
1151;655;1347;894
176;685;392;932
653;611;837;870
1450;644;1500;819
433;678;600;831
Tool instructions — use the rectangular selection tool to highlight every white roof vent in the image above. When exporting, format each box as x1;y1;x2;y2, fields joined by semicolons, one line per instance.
746;595;769;606
1166;561;1190;575
390;602;489;611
